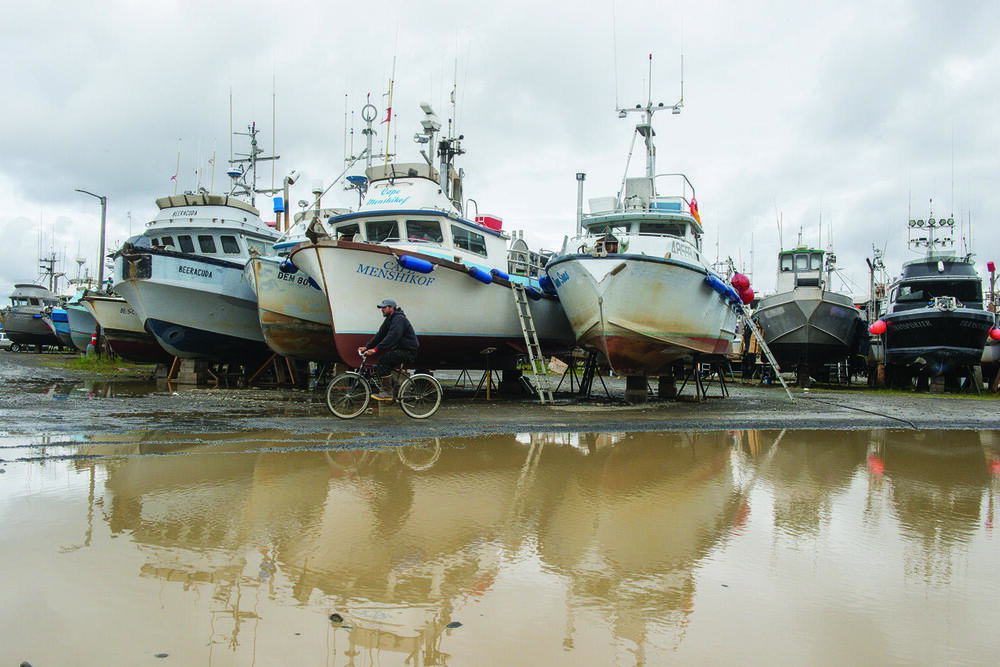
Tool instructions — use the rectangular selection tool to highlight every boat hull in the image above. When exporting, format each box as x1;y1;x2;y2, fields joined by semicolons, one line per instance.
66;303;97;352
81;294;173;364
43;309;77;349
289;240;574;370
545;254;738;376
246;255;340;363
114;250;270;361
882;307;992;375
0;309;61;347
755;287;862;370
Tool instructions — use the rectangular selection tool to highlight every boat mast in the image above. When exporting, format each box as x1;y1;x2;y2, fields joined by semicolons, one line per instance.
229;122;280;207
616;54;684;180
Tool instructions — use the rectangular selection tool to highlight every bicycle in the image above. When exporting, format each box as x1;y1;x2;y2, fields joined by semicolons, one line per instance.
325;352;443;419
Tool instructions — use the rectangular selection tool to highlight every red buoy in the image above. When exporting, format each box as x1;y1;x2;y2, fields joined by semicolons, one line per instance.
731;273;750;292
740;287;754;304
990;328;1000;341
869;320;887;335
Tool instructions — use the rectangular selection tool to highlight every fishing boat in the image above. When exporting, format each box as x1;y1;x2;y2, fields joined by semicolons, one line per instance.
0;253;65;349
543;64;739;377
42;306;77;349
754;238;864;384
873;212;992;378
65;291;98;352
113;123;283;361
288;102;573;370
245;208;349;364
79;291;173;363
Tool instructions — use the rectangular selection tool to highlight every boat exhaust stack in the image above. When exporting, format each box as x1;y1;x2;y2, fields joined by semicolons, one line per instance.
576;172;586;236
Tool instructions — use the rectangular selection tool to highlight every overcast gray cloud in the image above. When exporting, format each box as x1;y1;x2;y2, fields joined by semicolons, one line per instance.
2;0;998;301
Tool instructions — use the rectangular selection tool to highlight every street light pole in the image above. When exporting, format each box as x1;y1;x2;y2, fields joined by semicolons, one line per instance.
75;189;107;289
75;189;108;359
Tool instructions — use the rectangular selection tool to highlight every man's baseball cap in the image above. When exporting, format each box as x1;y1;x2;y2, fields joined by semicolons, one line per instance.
376;299;397;309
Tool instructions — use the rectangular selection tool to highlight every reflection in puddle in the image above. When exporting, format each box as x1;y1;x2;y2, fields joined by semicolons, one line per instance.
33;379;160;400
1;429;999;664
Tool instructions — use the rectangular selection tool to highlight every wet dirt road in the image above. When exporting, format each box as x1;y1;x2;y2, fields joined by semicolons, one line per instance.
3;351;999;451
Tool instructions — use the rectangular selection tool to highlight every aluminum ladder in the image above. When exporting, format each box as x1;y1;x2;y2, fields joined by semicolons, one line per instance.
739;304;796;403
511;283;554;404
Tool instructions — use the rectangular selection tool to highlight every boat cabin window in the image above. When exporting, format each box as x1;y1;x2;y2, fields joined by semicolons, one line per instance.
810;253;822;270
29;298;40;306
897;279;983;304
638;221;686;237
780;255;793;272
794;254;810;271
247;239;270;255
366;220;400;243
335;223;362;240
161;236;174;249
406;220;444;244
452;225;488;256
220;235;240;254
178;235;195;253
198;235;217;254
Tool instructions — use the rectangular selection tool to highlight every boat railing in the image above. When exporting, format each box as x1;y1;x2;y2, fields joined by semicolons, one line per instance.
507;246;546;278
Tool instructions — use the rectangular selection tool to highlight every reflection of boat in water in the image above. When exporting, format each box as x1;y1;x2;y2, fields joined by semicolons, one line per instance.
754;241;863;384
86;430;741;661
544;63;738;376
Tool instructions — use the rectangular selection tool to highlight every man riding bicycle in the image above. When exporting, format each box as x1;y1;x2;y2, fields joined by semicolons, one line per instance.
358;298;420;401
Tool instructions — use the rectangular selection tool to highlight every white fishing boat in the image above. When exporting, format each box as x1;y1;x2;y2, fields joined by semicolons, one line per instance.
65;292;98;352
288;102;573;370
544;63;739;377
112;123;283;361
79;291;173;363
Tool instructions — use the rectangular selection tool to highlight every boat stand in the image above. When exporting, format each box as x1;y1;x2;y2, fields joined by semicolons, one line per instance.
473;347;501;400
676;356;730;401
554;349;611;398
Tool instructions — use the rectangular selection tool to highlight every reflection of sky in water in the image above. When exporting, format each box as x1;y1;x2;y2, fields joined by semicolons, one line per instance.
0;429;998;665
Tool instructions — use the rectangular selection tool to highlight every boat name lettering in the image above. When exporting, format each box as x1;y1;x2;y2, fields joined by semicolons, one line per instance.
278;271;314;286
958;320;985;328
172;209;199;217
363;187;411;208
177;265;213;278
891;321;931;331
551;270;570;287
355;260;436;287
119;307;136;315
669;239;697;259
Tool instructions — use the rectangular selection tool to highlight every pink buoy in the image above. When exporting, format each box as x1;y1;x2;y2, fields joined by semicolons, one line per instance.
740;287;754;304
990;328;1000;341
869;320;887;335
731;273;750;292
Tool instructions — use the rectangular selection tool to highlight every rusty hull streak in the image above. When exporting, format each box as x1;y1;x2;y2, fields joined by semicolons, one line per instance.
260;310;341;363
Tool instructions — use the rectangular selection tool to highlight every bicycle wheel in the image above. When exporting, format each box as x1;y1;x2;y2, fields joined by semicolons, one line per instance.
325;372;371;419
397;374;442;419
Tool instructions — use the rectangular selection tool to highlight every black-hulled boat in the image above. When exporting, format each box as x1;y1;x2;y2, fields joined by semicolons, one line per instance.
755;242;863;384
880;215;991;377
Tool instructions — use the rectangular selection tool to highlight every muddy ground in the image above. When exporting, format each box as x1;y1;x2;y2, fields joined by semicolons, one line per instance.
3;350;999;449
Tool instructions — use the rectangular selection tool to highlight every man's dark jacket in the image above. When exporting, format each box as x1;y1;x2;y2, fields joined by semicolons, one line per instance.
366;308;419;353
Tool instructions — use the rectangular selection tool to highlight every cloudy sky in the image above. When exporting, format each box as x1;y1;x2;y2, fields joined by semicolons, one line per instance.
2;0;998;301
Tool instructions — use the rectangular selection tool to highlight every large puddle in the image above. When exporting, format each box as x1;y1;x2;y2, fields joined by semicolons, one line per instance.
1;429;998;664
